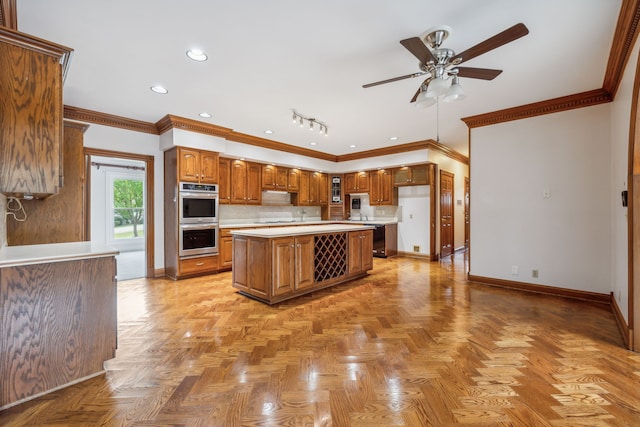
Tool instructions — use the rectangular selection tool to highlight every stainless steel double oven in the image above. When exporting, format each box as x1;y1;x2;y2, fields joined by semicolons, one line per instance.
178;182;219;257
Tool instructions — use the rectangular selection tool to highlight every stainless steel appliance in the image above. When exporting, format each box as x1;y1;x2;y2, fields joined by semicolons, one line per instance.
178;182;219;224
178;182;219;256
370;224;386;258
180;223;218;256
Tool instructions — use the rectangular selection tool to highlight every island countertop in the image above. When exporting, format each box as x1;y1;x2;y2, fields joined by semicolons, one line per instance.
230;223;375;238
0;241;119;268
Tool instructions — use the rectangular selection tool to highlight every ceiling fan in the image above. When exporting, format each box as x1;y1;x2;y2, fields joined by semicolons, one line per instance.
363;23;529;107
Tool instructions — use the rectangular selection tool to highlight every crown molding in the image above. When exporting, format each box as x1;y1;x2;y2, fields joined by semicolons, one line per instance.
227;131;338;162
64;105;159;134
603;0;640;96
155;114;232;138
337;140;431;162
63;120;90;133
0;0;17;30
461;89;612;129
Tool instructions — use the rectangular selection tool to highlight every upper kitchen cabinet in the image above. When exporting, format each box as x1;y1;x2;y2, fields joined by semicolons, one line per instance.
178;147;218;184
218;157;232;204
231;159;261;204
261;164;288;190
393;164;431;186
0;27;73;198
295;171;327;206
344;171;369;194
370;169;397;206
287;168;300;192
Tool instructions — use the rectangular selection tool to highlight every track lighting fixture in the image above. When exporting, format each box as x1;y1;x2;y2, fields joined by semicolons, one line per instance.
291;110;328;137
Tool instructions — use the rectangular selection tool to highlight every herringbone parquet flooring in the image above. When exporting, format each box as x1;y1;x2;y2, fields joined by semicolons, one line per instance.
2;254;639;426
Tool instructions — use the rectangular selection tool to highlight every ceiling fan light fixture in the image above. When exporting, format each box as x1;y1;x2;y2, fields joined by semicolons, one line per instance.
443;76;465;102
426;76;450;97
415;90;436;108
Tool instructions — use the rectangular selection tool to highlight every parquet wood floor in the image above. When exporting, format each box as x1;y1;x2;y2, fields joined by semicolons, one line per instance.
2;253;639;426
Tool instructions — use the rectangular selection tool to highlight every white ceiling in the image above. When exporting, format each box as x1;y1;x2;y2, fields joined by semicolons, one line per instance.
17;0;621;157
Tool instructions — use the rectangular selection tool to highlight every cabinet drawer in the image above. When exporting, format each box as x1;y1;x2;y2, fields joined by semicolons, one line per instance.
179;255;218;274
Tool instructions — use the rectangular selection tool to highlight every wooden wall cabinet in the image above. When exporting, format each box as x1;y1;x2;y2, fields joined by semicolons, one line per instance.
178;147;218;184
0;28;72;198
218;158;232;204
218;228;234;271
393;164;431;186
370;169;397;206
295;171;328;206
287;168;300;191
231;159;261;204
7;121;87;245
261;165;288;190
344;171;370;194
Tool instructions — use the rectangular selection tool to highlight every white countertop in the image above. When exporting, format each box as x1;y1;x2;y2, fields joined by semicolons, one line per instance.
230;223;375;238
0;241;119;268
221;219;397;229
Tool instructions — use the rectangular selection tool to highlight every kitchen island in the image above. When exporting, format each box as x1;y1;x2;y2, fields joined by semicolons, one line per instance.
0;242;118;409
231;224;374;304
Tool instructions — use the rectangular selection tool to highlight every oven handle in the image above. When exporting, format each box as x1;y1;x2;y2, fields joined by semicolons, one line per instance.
179;191;218;199
179;223;218;230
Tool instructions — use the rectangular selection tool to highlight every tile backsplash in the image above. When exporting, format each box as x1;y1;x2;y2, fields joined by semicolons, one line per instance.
220;204;322;225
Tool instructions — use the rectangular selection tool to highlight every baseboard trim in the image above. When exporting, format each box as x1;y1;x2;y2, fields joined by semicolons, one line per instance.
397;251;431;260
610;292;631;349
153;268;165;278
467;274;611;305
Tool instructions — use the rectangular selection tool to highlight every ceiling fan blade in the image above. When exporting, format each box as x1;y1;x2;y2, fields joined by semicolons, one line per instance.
400;37;437;64
451;23;529;64
362;72;426;88
455;67;503;80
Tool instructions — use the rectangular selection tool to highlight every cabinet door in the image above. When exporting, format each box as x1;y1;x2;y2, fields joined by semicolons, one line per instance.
410;164;430;185
393;167;411;186
246;162;262;204
272;237;294;296
318;173;328;205
219;158;231;204
220;236;233;268
199;151;219;184
309;172;320;204
298;170;310;206
361;230;373;271
230;160;247;203
370;170;381;205
261;164;276;190
0;40;63;197
356;171;370;192
275;167;288;190
344;173;357;193
295;236;315;289
380;169;395;205
287;168;300;191
178;148;201;182
348;232;363;274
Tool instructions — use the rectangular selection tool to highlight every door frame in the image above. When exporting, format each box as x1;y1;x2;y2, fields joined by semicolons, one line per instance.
84;147;155;278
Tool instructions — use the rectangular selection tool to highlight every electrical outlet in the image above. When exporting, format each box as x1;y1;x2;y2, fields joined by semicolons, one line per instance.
532;269;539;278
511;265;519;275
413;245;420;252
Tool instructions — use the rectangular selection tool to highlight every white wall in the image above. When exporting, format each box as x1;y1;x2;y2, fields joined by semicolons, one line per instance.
470;104;612;294
83;125;165;270
609;37;640;321
397;185;430;255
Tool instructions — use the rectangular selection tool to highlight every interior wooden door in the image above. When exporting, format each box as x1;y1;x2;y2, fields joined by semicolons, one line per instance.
440;170;454;258
464;176;470;250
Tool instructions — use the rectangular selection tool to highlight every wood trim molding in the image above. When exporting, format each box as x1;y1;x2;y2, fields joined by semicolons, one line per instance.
611;292;631;348
0;0;17;30
397;251;431;260
156;114;232;138
64;105;159;135
603;0;640;97
462;89;612;129
63;120;90;133
337;139;469;165
467;274;612;305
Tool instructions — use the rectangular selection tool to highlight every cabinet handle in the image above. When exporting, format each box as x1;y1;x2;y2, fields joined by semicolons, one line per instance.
196;262;204;266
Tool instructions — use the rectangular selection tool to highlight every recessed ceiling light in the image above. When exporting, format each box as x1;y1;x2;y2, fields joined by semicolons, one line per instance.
199;112;212;118
389;136;398;141
186;49;208;62
264;130;274;134
150;85;168;94
349;144;357;148
309;142;317;146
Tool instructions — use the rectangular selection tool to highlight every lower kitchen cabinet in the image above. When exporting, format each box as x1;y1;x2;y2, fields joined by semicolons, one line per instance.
349;230;373;275
218;228;234;271
178;254;219;276
232;225;373;304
